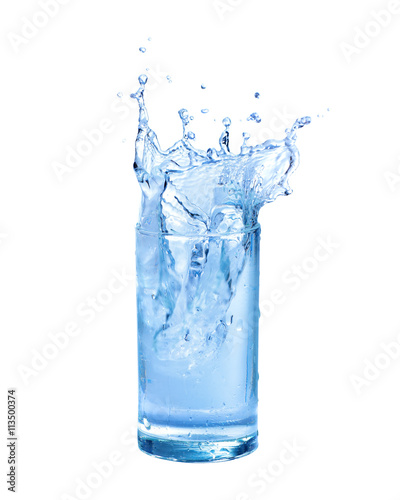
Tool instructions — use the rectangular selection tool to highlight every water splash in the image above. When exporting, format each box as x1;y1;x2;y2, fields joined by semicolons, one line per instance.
132;73;310;235
132;74;310;360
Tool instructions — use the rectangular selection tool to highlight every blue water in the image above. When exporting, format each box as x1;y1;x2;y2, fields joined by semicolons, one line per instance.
132;75;310;461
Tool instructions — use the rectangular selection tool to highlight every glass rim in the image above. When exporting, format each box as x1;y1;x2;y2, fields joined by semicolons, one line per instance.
136;223;261;238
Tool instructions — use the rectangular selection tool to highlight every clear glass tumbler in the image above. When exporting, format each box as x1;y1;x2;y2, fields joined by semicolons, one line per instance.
136;224;260;462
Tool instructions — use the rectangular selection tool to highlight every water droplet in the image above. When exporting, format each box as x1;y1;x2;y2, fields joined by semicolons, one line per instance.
187;131;195;140
138;74;148;85
148;37;152;42
139;47;146;53
166;75;172;83
247;112;261;123
292;116;311;130
201;84;206;89
178;108;190;126
254;92;260;99
117;92;123;98
190;115;194;121
219;119;230;152
122;138;126;143
201;108;209;114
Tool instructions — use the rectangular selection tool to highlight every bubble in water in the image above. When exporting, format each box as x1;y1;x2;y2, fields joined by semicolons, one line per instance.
201;109;209;114
254;92;260;99
139;47;146;53
117;92;123;98
201;84;206;89
247;112;261;123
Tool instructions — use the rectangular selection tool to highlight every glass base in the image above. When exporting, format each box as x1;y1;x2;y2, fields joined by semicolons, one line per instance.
138;430;258;462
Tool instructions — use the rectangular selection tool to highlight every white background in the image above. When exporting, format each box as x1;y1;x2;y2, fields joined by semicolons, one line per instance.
1;0;400;499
